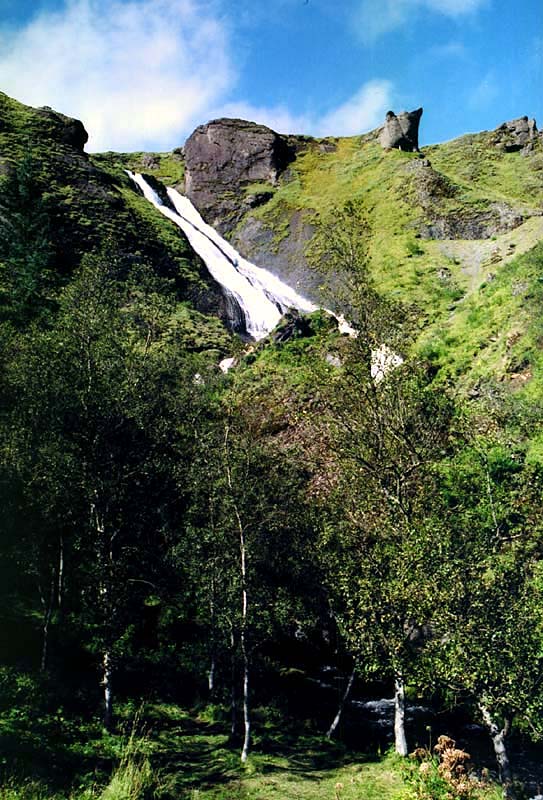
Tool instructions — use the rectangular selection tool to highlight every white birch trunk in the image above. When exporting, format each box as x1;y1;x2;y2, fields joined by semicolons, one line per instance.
102;649;113;730
57;534;64;611
40;575;55;672
224;424;251;762
239;526;250;763
479;704;515;799
92;500;115;731
240;635;250;763
230;622;237;737
394;674;408;756
326;662;356;739
208;655;216;694
208;576;216;694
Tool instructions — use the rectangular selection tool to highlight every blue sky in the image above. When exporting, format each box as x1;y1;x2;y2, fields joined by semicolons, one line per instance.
0;0;541;151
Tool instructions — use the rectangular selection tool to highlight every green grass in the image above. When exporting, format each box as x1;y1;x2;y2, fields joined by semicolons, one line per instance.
418;242;543;396
91;151;185;187
233;127;543;372
0;701;507;800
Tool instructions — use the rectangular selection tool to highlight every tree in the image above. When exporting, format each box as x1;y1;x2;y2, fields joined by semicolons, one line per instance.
312;201;456;754
320;361;455;754
2;251;202;726
184;384;318;762
432;444;543;799
0;151;55;325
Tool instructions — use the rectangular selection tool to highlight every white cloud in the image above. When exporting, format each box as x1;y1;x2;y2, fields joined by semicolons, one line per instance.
0;1;395;149
353;0;489;43
210;101;313;136
214;80;394;138
318;80;394;136
468;72;499;110
0;0;234;151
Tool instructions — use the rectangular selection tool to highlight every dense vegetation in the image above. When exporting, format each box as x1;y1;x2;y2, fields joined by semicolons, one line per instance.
2;92;543;800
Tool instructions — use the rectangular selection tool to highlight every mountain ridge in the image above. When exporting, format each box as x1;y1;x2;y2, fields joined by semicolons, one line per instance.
2;89;543;395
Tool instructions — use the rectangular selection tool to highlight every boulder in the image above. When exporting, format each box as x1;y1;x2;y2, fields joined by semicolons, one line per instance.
493;116;538;152
183;118;295;233
142;153;159;169
36;106;88;152
380;108;422;152
272;310;314;343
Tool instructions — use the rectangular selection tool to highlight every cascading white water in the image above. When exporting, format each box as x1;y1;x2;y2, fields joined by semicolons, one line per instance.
127;171;317;340
126;171;403;378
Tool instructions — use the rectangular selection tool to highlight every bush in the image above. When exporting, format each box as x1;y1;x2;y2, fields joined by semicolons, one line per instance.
401;735;489;800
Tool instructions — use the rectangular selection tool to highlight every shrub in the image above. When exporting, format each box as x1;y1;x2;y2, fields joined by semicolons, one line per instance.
401;735;489;800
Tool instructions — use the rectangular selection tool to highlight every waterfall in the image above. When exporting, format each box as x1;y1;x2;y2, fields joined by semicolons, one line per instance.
126;171;317;340
126;171;403;378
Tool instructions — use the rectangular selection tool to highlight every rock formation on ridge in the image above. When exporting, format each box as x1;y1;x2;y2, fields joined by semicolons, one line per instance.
493;116;539;153
37;105;89;152
184;118;296;233
380;108;423;152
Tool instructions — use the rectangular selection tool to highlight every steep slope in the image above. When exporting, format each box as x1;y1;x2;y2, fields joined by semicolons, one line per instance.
0;91;231;352
165;114;543;395
2;90;543;392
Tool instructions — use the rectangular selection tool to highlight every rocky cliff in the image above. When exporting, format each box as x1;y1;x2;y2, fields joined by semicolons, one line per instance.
3;90;543;380
180;110;543;308
184;118;297;234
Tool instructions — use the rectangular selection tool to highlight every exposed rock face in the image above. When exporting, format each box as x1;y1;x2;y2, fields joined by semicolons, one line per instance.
380;108;422;152
493;116;539;153
406;158;458;206
405;158;531;240
231;211;326;304
184;118;296;233
36;106;89;152
419;203;527;240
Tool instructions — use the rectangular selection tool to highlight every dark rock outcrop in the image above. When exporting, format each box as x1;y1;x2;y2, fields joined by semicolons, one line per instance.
36;106;89;152
492;116;539;153
380;108;422;152
418;203;526;240
272;310;315;343
184;118;296;233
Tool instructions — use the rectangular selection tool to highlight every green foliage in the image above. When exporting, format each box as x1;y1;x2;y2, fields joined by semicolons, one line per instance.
2;91;543;798
400;737;496;800
0;151;55;324
100;718;153;800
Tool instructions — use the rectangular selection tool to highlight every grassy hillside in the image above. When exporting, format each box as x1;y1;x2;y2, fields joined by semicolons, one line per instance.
3;88;542;394
0;92;231;354
227;125;543;396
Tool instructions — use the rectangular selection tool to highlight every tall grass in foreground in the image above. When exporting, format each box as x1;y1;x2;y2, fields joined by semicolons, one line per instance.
100;712;153;800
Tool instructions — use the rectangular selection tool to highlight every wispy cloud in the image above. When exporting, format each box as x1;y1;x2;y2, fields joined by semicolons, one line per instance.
352;0;490;43
215;80;394;137
0;0;394;149
427;40;468;59
318;80;394;136
468;71;499;111
0;0;234;151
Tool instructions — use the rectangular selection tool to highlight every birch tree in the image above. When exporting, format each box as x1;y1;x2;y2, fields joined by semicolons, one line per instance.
313;202;455;754
433;446;543;799
4;252;198;727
